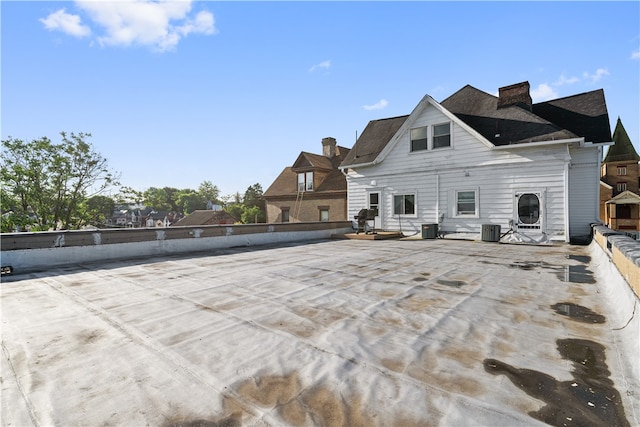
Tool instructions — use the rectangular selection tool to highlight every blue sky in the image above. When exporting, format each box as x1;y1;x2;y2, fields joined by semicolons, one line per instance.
2;1;639;198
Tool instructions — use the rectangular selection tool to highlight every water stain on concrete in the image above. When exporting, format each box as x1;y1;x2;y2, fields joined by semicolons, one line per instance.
484;338;629;427
551;302;606;324
567;255;591;264
233;372;376;427
436;279;466;288
163;415;241;427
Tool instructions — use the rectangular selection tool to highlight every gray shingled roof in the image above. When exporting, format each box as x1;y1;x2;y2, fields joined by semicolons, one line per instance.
339;115;408;167
340;83;611;168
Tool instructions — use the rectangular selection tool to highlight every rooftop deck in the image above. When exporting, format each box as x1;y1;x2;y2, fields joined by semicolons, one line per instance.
1;238;638;426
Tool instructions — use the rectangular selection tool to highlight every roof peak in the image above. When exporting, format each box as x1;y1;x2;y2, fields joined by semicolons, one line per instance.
604;117;639;162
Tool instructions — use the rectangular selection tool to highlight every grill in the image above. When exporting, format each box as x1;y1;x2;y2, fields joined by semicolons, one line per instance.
354;208;377;234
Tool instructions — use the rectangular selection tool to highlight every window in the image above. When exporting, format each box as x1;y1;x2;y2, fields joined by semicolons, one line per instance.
617;204;631;219
281;208;290;222
393;194;415;215
368;192;379;216
617;182;627;193
455;190;478;216
410;127;428;152
617;166;627;176
410;122;451;152
318;207;329;221
433;123;451;149
297;172;314;191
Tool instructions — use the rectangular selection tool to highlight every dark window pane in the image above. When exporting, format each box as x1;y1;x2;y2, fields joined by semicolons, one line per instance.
518;194;540;224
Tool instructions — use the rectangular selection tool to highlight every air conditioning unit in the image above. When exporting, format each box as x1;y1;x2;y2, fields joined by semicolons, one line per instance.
481;224;501;242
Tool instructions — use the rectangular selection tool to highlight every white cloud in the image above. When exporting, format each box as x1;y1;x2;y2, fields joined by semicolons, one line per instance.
41;1;216;52
553;73;579;86
363;99;388;111
530;83;558;103
40;9;91;38
309;60;331;72
631;49;640;60
583;68;610;84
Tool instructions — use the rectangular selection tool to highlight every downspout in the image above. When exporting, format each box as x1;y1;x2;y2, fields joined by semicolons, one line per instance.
564;149;571;243
436;173;440;224
339;167;351;226
596;145;603;222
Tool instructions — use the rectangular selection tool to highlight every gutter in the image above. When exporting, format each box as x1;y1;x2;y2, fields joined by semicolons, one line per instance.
492;137;584;150
338;158;380;173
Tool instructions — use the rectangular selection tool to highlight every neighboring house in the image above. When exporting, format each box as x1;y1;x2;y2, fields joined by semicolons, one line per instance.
109;205;142;228
141;209;182;227
172;210;237;226
339;81;612;243
264;137;351;223
600;118;640;232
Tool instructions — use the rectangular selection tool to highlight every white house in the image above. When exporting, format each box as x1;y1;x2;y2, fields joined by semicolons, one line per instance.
339;82;613;243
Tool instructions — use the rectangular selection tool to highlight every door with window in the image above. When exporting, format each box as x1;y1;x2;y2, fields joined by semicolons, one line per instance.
514;191;544;232
368;191;382;230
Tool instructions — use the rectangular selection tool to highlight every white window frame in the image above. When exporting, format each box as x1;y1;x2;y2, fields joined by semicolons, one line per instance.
393;193;417;217
432;122;451;149
297;172;314;192
409;122;452;152
453;188;479;218
617;166;627;176
410;126;428;152
318;207;329;222
617;182;627;192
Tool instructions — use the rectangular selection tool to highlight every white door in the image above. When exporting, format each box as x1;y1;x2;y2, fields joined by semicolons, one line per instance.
515;191;544;232
368;191;382;230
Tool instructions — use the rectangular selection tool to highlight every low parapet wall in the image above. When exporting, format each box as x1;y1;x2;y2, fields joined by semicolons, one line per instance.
593;225;640;298
0;222;353;274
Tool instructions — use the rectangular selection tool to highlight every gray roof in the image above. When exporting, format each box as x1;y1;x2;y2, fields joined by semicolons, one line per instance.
340;83;611;168
1;238;636;426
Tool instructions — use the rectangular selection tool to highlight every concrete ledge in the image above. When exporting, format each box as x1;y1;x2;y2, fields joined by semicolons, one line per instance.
593;225;640;298
0;222;353;273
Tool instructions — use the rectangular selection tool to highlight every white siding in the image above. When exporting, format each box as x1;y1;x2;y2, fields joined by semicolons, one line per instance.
568;146;601;241
345;103;580;241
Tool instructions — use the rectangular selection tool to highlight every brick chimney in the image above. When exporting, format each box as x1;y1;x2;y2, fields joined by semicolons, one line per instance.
497;81;532;111
322;137;337;157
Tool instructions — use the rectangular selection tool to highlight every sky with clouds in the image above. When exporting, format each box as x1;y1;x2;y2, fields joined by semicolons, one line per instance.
2;1;639;197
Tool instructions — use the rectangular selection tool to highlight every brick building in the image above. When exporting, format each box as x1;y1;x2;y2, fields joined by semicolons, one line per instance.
264;138;350;223
601;118;640;232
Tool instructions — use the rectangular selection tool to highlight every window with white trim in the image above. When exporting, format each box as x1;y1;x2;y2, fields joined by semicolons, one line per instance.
432;122;451;149
393;194;415;215
297;172;313;191
318;207;329;222
617;166;627;176
410;122;451;152
410;127;428;152
617;182;627;192
454;189;478;217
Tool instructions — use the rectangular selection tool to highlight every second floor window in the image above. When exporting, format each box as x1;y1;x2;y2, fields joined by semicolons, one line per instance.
297;172;313;191
617;166;627;176
617;182;627;193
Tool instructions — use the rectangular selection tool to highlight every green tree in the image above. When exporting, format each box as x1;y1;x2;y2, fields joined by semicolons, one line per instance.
82;195;116;227
116;186;143;205
1;132;119;231
243;183;265;222
241;205;262;224
177;190;205;214
142;187;173;211
198;180;220;205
